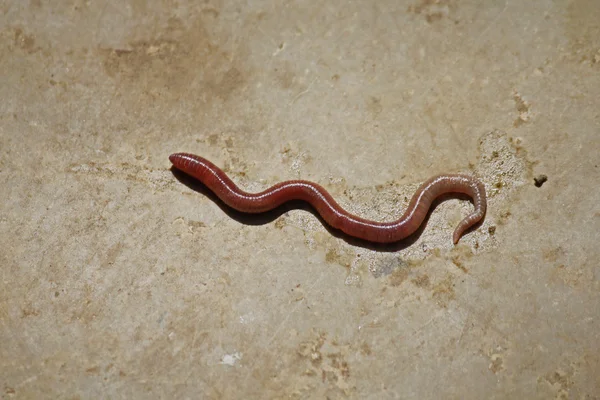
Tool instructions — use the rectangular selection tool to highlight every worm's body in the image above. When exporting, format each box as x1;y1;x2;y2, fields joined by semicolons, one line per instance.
169;153;486;244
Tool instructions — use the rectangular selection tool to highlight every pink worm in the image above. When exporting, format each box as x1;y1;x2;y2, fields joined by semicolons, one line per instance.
169;153;487;244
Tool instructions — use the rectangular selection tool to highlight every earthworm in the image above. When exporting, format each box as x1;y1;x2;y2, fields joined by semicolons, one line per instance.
169;153;487;244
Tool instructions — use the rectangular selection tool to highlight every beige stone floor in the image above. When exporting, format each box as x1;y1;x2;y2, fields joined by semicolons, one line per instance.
1;0;599;398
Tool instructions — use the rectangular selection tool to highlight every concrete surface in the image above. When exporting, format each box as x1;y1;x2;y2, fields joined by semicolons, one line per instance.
1;0;599;398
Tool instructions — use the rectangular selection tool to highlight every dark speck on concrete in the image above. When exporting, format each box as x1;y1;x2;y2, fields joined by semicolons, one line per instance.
534;175;548;187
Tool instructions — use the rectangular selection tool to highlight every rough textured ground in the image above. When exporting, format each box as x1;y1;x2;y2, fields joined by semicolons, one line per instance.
1;0;599;398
